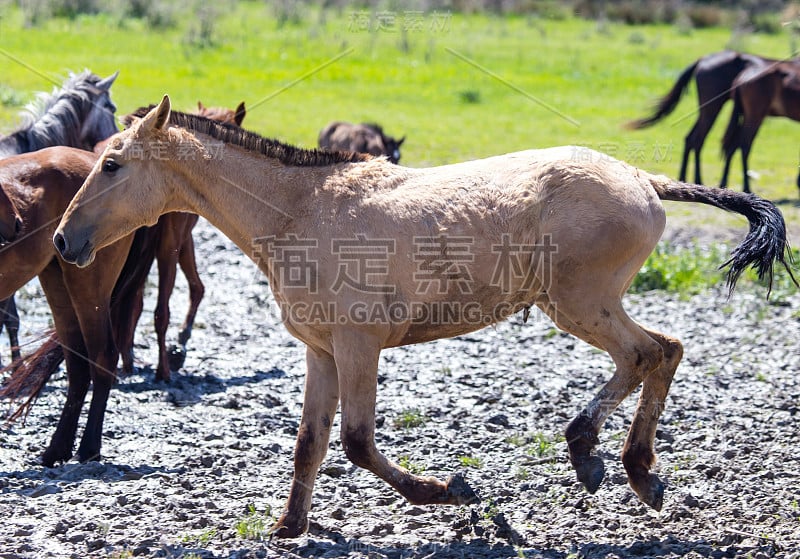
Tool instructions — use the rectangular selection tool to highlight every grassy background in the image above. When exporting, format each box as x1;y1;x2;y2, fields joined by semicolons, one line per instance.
1;2;799;271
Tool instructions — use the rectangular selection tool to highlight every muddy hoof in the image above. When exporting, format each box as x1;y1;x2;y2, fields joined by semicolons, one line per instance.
446;473;480;505
167;344;186;372
634;473;665;511
575;455;605;494
269;513;308;539
41;447;70;468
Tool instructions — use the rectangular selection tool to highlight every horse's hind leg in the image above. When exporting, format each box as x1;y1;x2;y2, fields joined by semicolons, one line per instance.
176;224;204;347
333;329;477;507
272;345;340;538
539;289;665;503
154;240;180;382
622;329;683;511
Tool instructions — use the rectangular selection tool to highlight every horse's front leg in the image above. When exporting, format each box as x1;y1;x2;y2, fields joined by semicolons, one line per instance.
38;262;90;466
334;329;478;510
73;307;119;463
272;345;340;538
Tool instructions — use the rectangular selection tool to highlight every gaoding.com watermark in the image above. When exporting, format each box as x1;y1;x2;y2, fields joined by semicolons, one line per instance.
274;299;547;327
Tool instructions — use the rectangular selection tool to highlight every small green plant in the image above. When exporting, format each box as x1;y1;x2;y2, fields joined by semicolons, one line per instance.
109;550;133;559
398;454;426;474
504;433;525;447
458;455;483;468
526;432;561;458
630;243;726;295
235;504;272;541
515;465;530;480
181;527;217;547
393;408;426;429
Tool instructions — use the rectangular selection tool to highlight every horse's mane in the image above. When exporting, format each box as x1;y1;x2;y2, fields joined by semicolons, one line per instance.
127;105;372;167
13;70;111;150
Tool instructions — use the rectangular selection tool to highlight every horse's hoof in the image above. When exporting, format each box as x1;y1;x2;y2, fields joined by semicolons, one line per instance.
634;473;665;512
167;344;186;372
41;447;71;468
269;512;308;539
445;473;480;505
575;455;605;494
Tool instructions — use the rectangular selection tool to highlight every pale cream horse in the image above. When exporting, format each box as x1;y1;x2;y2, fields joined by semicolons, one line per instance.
54;97;795;538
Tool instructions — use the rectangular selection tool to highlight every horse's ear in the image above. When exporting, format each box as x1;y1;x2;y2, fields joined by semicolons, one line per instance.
96;70;119;91
142;95;171;131
197;101;205;111
234;101;246;126
398;136;406;146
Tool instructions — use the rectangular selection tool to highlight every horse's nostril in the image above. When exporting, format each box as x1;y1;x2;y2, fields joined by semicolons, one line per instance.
53;232;67;255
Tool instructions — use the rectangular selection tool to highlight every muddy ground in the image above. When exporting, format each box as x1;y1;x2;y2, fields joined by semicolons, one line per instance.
1;219;799;559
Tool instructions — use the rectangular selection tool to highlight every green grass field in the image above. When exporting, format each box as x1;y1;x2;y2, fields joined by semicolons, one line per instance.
1;3;799;243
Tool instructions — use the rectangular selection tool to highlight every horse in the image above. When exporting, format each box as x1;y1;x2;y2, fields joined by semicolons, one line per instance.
318;121;405;163
0;146;139;465
196;100;246;126
113;101;247;381
720;60;800;194
627;51;778;186
54;97;796;538
0;70;119;367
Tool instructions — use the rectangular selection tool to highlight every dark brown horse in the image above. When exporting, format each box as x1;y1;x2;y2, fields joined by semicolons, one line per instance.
721;61;800;194
115;102;246;381
0;70;119;366
318;121;405;164
627;51;776;185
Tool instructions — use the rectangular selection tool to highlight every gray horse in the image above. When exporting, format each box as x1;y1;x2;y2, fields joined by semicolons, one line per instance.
0;70;118;366
318;121;405;164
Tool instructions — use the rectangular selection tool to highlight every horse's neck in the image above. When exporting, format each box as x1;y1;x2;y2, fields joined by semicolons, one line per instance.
26;115;81;151
176;149;329;261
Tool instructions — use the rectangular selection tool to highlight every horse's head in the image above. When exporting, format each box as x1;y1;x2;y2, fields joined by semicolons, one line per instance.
383;134;405;164
77;71;120;150
55;96;177;267
361;123;404;164
196;100;247;127
0;188;23;245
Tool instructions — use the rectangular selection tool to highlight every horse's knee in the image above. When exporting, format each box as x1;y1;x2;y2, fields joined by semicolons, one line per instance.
341;425;375;470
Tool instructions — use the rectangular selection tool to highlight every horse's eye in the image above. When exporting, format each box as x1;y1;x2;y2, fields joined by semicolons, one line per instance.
102;159;120;173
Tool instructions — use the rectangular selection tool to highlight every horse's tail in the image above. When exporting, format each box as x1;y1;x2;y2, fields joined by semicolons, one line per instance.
648;175;798;294
0;330;64;423
721;86;743;157
626;59;700;129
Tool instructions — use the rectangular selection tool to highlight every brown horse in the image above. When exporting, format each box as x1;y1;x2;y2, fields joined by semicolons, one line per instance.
55;97;795;537
0;103;246;461
0;147;137;465
318;121;405;163
627;51;777;185
720;61;800;194
0;70;119;367
115;101;246;381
